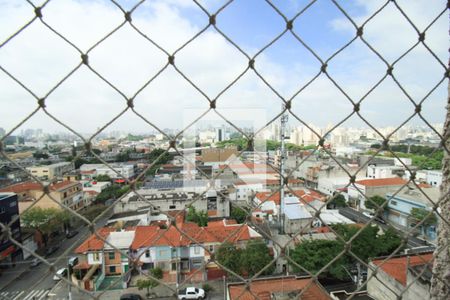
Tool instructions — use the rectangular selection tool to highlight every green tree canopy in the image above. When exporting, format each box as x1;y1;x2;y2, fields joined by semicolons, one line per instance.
290;239;347;280
365;195;387;215
410;207;437;227
186;206;208;227
327;194;347;209
21;207;68;245
230;206;247;224
94;174;111;182
216;240;274;277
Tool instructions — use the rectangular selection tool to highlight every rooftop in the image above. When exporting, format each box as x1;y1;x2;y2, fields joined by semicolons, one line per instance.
228;276;331;300
371;252;433;286
355;177;407;187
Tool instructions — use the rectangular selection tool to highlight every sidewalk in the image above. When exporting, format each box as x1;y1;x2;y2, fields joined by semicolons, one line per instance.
48;278;226;300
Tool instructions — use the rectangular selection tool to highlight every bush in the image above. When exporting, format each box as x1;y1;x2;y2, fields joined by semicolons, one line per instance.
202;283;213;293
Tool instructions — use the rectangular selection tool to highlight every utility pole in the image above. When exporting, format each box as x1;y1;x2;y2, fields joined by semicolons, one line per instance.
279;105;288;234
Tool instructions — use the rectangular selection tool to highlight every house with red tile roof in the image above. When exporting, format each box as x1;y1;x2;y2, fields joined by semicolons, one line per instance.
73;218;262;289
227;276;331;300
347;177;407;210
367;252;433;300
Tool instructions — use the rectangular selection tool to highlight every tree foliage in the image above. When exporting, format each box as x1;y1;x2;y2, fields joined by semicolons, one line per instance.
137;267;163;296
94;174;111;182
230;206;247;224
290;224;402;280
146;148;171;176
327;194;347;209
365;195;387;215
186;206;208;227
410;207;437;226
21;207;69;244
216;240;274;277
94;185;130;204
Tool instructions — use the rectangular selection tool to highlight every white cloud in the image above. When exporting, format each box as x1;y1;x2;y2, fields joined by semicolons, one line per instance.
0;0;447;136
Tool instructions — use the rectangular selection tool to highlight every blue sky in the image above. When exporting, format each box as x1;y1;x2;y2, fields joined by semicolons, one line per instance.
0;0;448;135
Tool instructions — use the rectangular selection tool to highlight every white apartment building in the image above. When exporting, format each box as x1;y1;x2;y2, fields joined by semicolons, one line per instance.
80;163;135;180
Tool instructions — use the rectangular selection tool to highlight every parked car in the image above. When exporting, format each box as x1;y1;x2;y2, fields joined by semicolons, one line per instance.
120;294;142;300
53;268;67;281
68;256;78;267
178;287;205;300
66;230;79;239
45;246;59;256
30;258;41;268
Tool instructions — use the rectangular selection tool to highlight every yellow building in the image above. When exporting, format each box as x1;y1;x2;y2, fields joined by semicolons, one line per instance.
0;181;84;214
26;162;74;180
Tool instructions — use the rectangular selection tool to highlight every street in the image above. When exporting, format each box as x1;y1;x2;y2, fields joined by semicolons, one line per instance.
0;214;110;300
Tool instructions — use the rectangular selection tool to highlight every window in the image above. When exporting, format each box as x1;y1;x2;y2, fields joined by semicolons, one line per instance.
169;205;176;210
92;253;100;261
9;201;17;207
109;266;116;273
0;207;5;214
194;246;200;254
145;250;150;258
208;245;214;253
171;262;177;271
108;252;115;260
390;200;397;206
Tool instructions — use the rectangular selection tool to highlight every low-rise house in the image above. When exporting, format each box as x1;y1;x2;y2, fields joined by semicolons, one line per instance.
227;276;331;300
80;163;135;181
386;185;439;240
347;177;407;210
367;252;433;300
283;197;313;235
131;217;261;283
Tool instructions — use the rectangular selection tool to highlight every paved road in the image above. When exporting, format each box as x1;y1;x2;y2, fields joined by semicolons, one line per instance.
338;207;435;250
0;214;110;299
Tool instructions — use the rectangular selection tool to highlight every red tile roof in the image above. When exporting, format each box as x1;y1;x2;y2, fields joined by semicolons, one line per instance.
228;276;331;300
75;227;116;253
255;189;324;206
355;178;407;187
372;252;433;286
0;180;78;193
130;219;254;250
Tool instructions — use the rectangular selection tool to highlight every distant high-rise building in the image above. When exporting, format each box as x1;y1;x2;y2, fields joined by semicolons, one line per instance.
0;127;5;137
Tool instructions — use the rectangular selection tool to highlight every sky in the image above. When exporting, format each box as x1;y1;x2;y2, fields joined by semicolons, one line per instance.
0;0;448;136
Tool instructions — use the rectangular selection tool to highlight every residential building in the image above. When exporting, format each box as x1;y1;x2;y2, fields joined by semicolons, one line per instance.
367;252;433;300
416;170;443;187
347;178;407;210
80;163;135;181
366;165;405;179
26;162;74;180
283;197;313;235
0;181;84;213
386;185;439;240
227;276;331;300
74;218;261;290
0;193;21;264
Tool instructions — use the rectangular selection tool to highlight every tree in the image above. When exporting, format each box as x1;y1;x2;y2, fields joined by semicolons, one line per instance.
216;242;242;275
290;239;347;280
95;174;111;182
94;185;130;204
410;207;437;227
216;240;274;277
186;206;208;227
136;267;163;297
230;206;247;224
365;195;387;216
240;240;274;276
327;194;347;209
21;207;67;246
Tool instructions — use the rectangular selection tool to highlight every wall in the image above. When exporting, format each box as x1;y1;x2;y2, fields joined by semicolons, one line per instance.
367;262;403;300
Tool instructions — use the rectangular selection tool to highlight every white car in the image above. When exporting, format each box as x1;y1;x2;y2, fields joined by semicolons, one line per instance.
177;287;205;300
53;268;67;281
